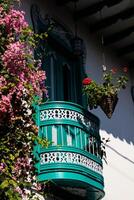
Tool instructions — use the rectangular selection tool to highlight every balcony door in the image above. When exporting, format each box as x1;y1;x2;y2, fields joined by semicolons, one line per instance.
31;6;85;105
43;45;82;105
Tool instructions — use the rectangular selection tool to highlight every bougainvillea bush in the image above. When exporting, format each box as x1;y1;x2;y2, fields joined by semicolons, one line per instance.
0;0;48;199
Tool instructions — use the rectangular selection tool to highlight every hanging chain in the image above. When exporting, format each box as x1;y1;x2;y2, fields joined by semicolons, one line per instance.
99;7;106;70
74;1;78;38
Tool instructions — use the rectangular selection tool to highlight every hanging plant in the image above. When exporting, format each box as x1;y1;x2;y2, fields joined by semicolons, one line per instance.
82;66;128;118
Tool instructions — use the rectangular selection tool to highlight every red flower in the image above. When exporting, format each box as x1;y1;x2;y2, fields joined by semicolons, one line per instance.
123;66;128;73
111;67;117;74
82;77;92;85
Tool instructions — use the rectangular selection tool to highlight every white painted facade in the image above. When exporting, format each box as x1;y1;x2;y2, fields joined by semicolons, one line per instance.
21;0;134;199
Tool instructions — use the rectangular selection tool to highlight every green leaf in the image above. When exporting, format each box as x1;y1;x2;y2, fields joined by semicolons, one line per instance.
9;179;17;187
6;188;22;200
0;180;9;189
9;154;15;161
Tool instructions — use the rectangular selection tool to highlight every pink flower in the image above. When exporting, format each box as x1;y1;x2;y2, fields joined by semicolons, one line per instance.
14;187;23;195
0;76;7;88
0;6;48;122
1;95;10;107
2;41;27;74
0;163;5;172
0;95;11;113
3;9;28;34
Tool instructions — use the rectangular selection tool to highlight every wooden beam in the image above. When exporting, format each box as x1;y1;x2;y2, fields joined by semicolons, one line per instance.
104;26;134;46
117;44;134;56
75;0;123;20
128;60;134;66
56;0;78;6
91;7;134;31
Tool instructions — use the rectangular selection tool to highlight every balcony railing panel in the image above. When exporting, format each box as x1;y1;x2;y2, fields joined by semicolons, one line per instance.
35;101;101;157
40;124;101;158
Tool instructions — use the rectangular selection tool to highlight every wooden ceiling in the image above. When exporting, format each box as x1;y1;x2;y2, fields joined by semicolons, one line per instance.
56;0;134;65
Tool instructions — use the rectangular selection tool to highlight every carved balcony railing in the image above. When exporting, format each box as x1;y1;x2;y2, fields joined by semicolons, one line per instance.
33;101;105;200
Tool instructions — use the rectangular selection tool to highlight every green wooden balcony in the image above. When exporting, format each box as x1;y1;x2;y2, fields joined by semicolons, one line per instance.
33;101;104;199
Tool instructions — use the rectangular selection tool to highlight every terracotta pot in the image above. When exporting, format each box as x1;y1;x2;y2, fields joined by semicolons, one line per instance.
99;95;118;118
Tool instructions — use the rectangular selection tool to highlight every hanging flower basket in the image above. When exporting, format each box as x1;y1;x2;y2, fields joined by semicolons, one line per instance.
82;66;128;119
99;95;118;118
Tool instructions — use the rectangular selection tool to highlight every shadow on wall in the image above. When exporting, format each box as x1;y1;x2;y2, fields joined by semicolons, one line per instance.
100;130;134;166
106;144;134;165
93;90;134;145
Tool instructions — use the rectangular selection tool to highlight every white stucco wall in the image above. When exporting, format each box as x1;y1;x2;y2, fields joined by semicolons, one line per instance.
20;0;134;199
101;130;134;200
